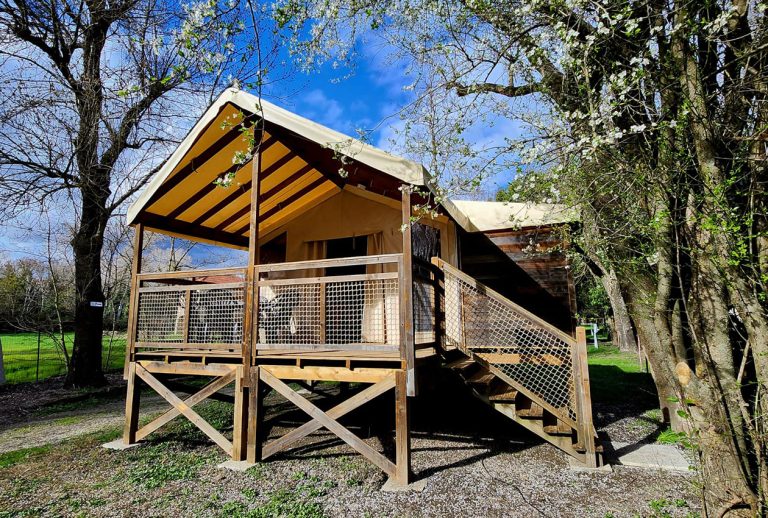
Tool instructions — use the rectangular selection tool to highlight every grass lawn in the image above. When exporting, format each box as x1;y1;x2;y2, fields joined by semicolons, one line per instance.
587;344;658;407
0;332;126;384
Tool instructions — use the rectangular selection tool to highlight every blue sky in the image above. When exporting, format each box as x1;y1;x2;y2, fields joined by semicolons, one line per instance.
0;26;520;264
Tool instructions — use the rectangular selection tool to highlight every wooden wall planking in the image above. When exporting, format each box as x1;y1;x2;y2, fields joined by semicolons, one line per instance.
457;225;576;334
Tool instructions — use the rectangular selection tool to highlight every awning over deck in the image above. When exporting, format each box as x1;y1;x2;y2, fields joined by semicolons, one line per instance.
126;87;578;249
126;88;430;249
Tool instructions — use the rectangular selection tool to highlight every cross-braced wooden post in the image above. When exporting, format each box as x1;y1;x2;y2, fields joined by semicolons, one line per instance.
123;362;238;454
394;369;411;485
232;365;248;460
254;366;409;484
242;132;263;463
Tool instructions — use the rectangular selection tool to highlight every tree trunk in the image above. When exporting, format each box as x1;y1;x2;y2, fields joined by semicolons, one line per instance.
625;268;758;515
600;268;637;352
65;195;108;388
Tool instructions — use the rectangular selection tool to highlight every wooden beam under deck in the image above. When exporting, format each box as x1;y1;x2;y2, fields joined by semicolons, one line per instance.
259;364;399;383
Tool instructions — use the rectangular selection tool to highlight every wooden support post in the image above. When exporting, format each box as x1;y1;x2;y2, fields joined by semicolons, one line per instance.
124;223;144;379
400;187;416;396
573;326;599;467
232;365;249;460
123;362;141;444
246;366;263;463
242;140;262;372
395;369;411;485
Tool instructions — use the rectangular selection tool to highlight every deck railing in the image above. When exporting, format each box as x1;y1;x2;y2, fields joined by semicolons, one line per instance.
436;258;580;423
129;254;435;360
254;254;403;352
131;268;247;355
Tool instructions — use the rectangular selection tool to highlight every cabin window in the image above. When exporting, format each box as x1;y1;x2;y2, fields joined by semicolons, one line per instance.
325;235;367;275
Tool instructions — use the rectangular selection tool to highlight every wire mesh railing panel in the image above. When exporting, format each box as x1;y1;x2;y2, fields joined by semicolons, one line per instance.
135;282;245;350
188;288;244;344
257;277;400;348
413;278;436;344
136;291;185;343
441;267;577;418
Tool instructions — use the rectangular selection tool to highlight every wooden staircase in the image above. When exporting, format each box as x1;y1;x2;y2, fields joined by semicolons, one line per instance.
430;258;603;468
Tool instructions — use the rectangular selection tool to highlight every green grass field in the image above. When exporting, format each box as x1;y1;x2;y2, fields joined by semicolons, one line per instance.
587;344;658;406
0;332;126;384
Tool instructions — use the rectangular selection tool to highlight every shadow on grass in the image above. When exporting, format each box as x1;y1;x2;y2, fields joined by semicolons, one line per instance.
588;364;658;409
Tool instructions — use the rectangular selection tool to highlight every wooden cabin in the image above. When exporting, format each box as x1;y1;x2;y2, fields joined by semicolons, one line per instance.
121;88;601;486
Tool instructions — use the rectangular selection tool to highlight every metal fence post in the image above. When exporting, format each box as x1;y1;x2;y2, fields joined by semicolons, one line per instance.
36;330;41;382
0;335;5;385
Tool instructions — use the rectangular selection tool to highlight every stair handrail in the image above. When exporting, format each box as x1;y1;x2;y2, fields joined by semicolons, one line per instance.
432;257;599;462
432;258;579;346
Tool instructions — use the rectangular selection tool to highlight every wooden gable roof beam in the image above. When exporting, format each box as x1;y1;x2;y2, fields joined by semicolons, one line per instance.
137;212;248;248
166;135;279;221
260;162;316;204
233;175;334;235
148;108;256;205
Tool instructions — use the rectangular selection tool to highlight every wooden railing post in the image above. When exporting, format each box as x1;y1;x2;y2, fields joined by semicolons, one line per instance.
182;288;192;345
243;141;262;371
124;223;144;379
572;326;598;467
400;188;416;396
243;134;263;465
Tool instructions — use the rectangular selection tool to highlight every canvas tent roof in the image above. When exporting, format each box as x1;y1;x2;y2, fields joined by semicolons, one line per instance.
126;87;429;248
126;88;575;248
445;200;579;232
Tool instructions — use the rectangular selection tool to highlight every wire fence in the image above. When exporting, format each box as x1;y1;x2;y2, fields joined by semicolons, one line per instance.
0;331;126;384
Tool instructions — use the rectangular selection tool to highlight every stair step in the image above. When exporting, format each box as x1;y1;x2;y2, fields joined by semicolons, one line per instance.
573;441;604;454
467;370;496;386
445;358;474;371
476;352;564;366
487;384;518;402
516;403;544;419
543;422;575;436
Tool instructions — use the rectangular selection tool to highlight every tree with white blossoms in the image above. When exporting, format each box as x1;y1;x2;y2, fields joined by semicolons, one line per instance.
0;0;283;387
275;0;768;514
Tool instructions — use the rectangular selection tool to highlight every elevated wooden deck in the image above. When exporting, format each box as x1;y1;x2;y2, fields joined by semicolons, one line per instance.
122;253;599;488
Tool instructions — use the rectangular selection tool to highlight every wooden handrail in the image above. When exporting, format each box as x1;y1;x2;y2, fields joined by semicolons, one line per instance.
434;255;599;454
259;272;398;287
573;327;598;466
137;266;247;281
137;282;246;293
256;253;402;273
432;257;577;347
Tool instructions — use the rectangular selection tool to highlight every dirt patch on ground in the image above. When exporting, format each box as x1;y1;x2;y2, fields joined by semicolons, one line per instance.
0;373;126;426
0;374;700;517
